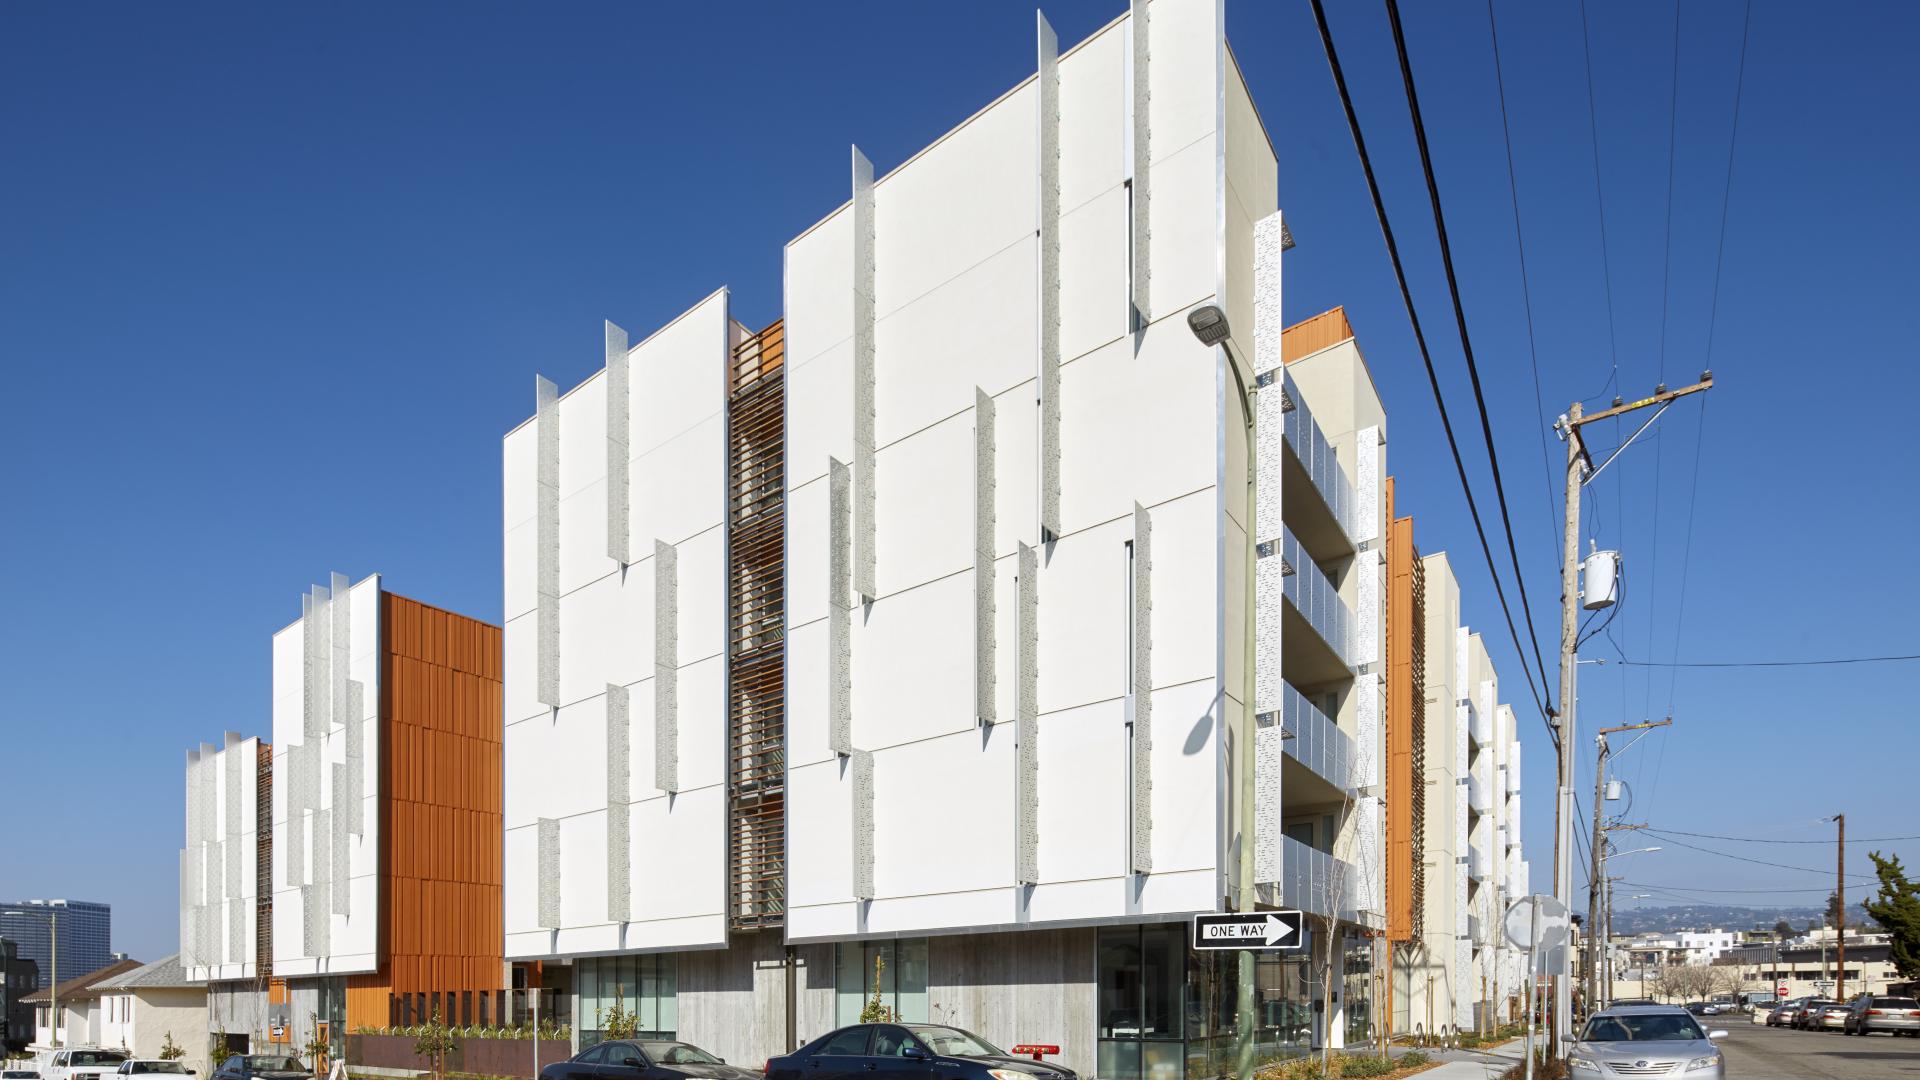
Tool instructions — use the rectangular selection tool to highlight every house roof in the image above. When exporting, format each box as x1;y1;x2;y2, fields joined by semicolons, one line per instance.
94;954;197;992
20;959;144;1004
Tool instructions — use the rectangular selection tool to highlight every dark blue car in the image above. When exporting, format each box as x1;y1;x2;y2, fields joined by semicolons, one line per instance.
764;1025;1074;1080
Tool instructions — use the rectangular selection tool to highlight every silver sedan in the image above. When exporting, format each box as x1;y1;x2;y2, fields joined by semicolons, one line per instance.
1566;1005;1728;1080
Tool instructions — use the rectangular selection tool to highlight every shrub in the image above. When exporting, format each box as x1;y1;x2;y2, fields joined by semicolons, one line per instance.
1396;1051;1430;1066
1337;1057;1396;1078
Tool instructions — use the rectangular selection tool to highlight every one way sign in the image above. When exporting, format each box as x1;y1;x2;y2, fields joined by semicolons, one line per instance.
1192;911;1305;950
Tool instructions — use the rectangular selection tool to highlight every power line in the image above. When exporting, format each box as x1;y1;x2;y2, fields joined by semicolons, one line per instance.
1575;0;1622;377
1306;0;1556;741
1619;880;1841;897
1646;827;1920;846
1656;0;1683;384
1642;830;1877;881
1382;0;1559;716
1704;0;1755;365
1619;652;1920;668
1484;0;1561;560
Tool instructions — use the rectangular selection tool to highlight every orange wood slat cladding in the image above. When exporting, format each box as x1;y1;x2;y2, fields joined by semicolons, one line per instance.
1281;306;1356;364
344;592;503;1032
1385;480;1417;943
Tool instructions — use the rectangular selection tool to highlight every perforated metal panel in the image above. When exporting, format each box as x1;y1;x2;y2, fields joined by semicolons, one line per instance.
1130;503;1153;873
536;374;561;707
1037;12;1062;542
1129;0;1151;324
537;817;560;929
286;803;306;890
606;682;630;921
1254;725;1287;883
329;767;350;916
229;896;246;964
974;388;997;726
607;320;631;566
655;539;679;793
346;679;365;836
1015;541;1039;884
331;571;350;732
1254;213;1287;374
828;457;853;756
851;749;874;900
851;146;877;602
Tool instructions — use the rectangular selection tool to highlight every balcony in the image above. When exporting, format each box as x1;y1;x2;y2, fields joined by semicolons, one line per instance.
1280;833;1359;922
1467;700;1492;747
1278;369;1356;549
1468;914;1485;946
1468;773;1492;814
1469;845;1493;883
1280;683;1357;795
1280;524;1353;670
1506;742;1521;793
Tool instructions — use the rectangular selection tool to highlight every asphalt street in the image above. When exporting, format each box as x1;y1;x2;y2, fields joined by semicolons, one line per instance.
1716;1021;1920;1078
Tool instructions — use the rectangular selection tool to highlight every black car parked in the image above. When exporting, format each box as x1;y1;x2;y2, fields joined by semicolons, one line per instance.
211;1057;308;1080
763;1024;1075;1080
540;1040;758;1080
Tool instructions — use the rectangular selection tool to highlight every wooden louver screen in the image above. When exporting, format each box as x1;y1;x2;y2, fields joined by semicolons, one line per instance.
729;320;787;929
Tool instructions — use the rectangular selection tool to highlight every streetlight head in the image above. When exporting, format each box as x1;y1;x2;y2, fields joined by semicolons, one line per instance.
1186;305;1232;348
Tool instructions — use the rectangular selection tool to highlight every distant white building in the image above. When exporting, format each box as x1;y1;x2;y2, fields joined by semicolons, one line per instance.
95;956;208;1075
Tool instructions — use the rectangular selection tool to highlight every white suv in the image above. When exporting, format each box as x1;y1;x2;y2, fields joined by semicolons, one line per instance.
44;1050;130;1080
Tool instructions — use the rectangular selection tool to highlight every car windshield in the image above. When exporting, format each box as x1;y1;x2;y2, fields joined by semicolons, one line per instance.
906;1026;1002;1058
132;1066;192;1075
1580;1014;1706;1042
244;1058;303;1072
640;1043;719;1066
71;1055;128;1067
1875;997;1919;1007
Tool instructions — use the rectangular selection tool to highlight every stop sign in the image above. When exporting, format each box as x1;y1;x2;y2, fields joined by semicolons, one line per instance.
1777;987;1791;998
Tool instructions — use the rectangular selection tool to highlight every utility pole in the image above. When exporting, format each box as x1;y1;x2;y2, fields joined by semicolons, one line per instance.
49;911;58;1049
1551;375;1712;1053
1835;813;1846;1002
1585;719;1670;1010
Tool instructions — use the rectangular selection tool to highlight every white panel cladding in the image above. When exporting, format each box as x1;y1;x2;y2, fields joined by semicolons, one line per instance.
606;682;630;923
828;457;854;756
329;765;350;916
1355;671;1380;788
1355;550;1381;668
1015;540;1039;885
1354;425;1381;546
606;320;631;566
1037;11;1062;543
1129;503;1152;873
852;145;878;603
1354;795;1383;921
852;749;875;900
228;897;246;963
1253;213;1286;374
537;817;561;929
536;374;562;707
1254;724;1285;883
1128;0;1151;324
502;291;731;959
654;538;679;793
779;0;1237;939
271;572;382;976
974;389;997;726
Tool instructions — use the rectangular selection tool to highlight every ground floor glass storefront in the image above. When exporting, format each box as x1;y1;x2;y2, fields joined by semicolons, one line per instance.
1096;923;1372;1080
576;954;677;1046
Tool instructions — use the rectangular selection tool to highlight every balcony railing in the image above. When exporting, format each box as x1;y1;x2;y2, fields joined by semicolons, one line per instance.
1469;845;1493;882
1280;369;1356;541
1281;683;1357;793
1505;742;1521;793
1467;700;1491;747
1468;913;1485;945
1280;834;1359;921
1468;773;1492;814
1281;524;1353;666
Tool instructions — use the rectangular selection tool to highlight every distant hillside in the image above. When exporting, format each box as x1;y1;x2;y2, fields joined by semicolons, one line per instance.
1611;903;1872;935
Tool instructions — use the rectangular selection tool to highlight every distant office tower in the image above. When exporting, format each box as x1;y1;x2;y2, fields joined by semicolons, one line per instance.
0;900;111;989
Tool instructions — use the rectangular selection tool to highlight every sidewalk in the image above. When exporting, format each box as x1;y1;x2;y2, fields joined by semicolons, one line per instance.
1415;1037;1529;1080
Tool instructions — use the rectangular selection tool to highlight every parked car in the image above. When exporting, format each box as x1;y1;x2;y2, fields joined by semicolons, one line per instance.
1610;998;1657;1008
1845;994;1920;1036
540;1040;757;1080
1683;1002;1718;1016
1812;1002;1852;1031
764;1024;1076;1080
1791;999;1835;1029
209;1056;308;1080
4;1070;44;1080
1564;1005;1727;1080
1767;999;1802;1026
1749;1001;1774;1025
115;1063;196;1077
44;1050;130;1080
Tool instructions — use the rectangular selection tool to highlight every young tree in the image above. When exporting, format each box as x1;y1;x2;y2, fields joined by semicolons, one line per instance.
158;1033;186;1061
1862;852;1920;982
858;953;895;1024
601;986;639;1041
301;1016;330;1080
412;1008;459;1080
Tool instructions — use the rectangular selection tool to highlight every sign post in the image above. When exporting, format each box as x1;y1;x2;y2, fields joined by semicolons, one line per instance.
1193;912;1305;950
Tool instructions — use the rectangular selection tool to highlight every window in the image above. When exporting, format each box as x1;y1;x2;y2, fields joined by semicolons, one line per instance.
578;1045;611;1065
833;940;928;1025
818;1028;873;1056
577;955;677;1046
1097;925;1185;1080
871;1027;917;1058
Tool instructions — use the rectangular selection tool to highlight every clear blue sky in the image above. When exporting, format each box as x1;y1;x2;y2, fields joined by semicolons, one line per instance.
4;1;1915;961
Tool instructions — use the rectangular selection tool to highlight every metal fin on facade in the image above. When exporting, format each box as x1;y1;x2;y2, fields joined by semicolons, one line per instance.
974;388;997;726
1015;541;1039;885
607;682;631;923
851;145;877;603
654;538;679;794
537;817;561;930
607;320;631;567
1037;11;1062;543
1128;0;1151;327
1130;503;1153;874
852;749;875;901
828;457;854;757
536;375;562;708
